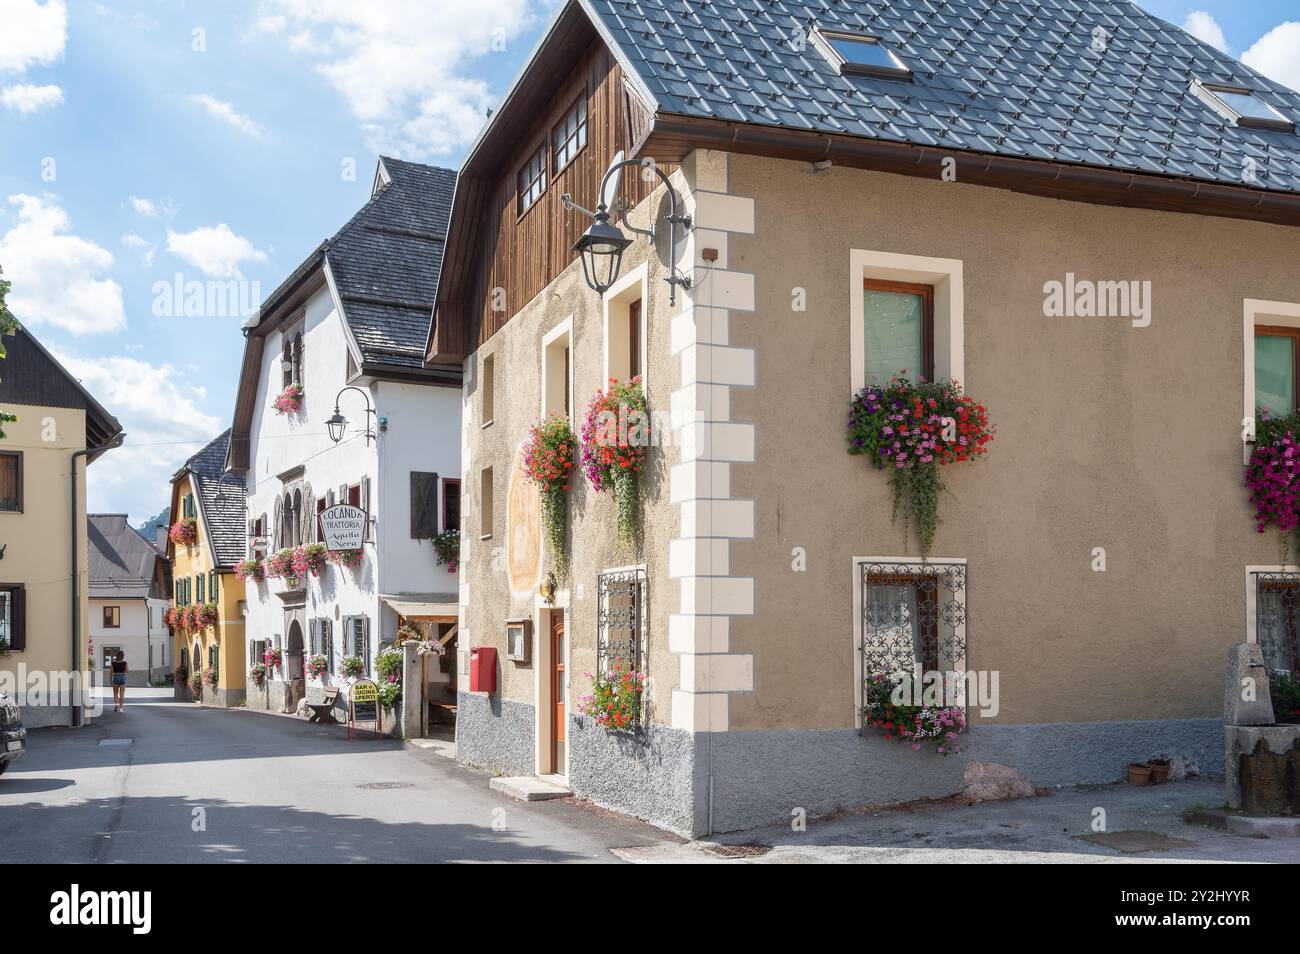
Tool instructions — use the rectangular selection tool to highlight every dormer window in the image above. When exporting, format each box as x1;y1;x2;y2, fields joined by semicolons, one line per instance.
1191;80;1294;132
812;27;912;81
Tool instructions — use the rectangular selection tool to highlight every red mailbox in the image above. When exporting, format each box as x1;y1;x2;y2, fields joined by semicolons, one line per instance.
469;646;497;694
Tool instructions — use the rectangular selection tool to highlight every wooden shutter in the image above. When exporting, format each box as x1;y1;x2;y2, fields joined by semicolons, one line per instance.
300;482;314;544
210;571;218;602
410;472;438;539
8;587;25;652
324;619;333;670
361;477;372;542
272;496;282;550
197;573;205;603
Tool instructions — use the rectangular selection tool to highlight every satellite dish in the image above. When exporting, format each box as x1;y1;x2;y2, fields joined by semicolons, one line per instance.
600;149;624;210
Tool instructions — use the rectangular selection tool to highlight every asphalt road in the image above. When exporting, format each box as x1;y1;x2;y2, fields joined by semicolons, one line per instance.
0;689;670;863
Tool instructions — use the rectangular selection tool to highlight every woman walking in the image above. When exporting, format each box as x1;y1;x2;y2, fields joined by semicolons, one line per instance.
111;650;128;712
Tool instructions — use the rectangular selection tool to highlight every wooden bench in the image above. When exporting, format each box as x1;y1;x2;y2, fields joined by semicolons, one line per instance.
307;688;340;724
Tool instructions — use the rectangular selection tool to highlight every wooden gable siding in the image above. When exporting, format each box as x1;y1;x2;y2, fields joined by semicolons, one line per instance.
468;39;675;348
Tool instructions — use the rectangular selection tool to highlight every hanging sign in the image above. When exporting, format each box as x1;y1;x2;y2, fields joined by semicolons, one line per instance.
320;504;366;550
349;679;382;739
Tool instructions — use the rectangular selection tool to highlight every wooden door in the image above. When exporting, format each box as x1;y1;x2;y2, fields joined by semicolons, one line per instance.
551;613;566;774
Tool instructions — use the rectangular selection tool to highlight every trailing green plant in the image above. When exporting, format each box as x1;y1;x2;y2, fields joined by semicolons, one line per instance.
377;681;402;710
847;376;992;557
188;671;203;698
1271;671;1300;724
581;377;649;550
522;412;576;575
376;645;403;684
0;264;21;439
1246;407;1300;565
432;529;459;573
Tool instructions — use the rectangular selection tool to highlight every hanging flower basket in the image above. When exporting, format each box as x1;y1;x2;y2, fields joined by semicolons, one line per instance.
165;607;180;632
581;377;649;549
1244;410;1300;563
168;517;197;547
262;647;283;671
183;605;200;632
292;543;328;578
861;670;967;756
305;654;328;680
248;662;268;686
522;412;577;575
339;655;364;679
264;548;294;579
847;376;992;558
234;559;265;584
577;662;644;732
273;383;304;415
395;623;422;644
199;603;219;628
329;548;362;568
432;529;459;574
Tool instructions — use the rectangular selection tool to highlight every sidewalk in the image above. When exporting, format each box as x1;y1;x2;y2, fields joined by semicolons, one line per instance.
613;778;1300;864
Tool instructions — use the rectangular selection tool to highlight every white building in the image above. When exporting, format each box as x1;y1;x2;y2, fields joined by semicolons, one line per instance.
228;157;462;718
87;514;171;686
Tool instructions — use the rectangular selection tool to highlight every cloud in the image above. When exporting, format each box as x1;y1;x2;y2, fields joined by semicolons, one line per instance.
1243;22;1300;94
187;93;264;138
51;349;223;523
0;0;67;74
0;194;126;334
256;0;537;158
130;195;157;217
1182;12;1229;54
121;232;155;267
165;223;267;279
0;83;63;113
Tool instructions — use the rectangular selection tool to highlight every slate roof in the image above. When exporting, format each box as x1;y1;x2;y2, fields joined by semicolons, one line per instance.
585;0;1300;196
326;157;457;368
88;514;163;600
173;429;246;570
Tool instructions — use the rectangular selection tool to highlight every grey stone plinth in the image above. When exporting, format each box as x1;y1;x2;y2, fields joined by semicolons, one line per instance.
1224;724;1300;809
489;775;571;801
1189;807;1300;837
400;643;421;740
1224;643;1275;726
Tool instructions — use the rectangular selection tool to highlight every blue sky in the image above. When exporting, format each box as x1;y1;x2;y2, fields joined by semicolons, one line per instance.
0;0;1297;524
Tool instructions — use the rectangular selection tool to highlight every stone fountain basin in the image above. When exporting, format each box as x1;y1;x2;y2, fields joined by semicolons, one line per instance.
1224;724;1300;813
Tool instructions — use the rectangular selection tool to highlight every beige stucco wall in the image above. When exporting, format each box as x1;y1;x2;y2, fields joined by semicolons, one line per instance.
0;405;90;724
460;190;680;736
723;151;1300;730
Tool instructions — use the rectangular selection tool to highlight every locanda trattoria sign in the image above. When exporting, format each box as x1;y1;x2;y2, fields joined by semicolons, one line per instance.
319;504;366;550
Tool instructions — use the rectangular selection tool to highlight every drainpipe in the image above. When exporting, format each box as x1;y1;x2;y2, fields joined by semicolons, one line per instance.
70;433;126;727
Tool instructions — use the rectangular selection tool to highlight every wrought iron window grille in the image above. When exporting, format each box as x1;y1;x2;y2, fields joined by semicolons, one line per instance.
595;567;649;728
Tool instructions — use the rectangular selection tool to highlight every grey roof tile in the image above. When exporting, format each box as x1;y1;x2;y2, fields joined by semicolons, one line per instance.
588;0;1300;195
324;158;457;369
177;429;246;570
88;514;163;600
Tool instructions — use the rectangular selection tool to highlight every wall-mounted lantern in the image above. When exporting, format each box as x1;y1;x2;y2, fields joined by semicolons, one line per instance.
562;153;692;305
326;386;376;445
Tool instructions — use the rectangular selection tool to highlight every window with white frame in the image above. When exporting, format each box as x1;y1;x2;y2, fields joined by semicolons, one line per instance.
854;558;968;717
851;250;964;395
603;265;646;385
542;320;573;419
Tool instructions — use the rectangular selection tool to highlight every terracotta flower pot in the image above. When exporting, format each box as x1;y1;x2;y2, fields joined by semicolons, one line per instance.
1147;758;1170;784
1127;762;1152;786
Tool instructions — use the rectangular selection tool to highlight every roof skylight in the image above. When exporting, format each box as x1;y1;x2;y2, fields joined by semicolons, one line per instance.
1191;80;1294;132
812;27;912;81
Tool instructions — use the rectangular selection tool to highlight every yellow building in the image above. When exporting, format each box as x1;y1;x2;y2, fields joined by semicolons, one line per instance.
166;429;247;707
0;327;122;727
